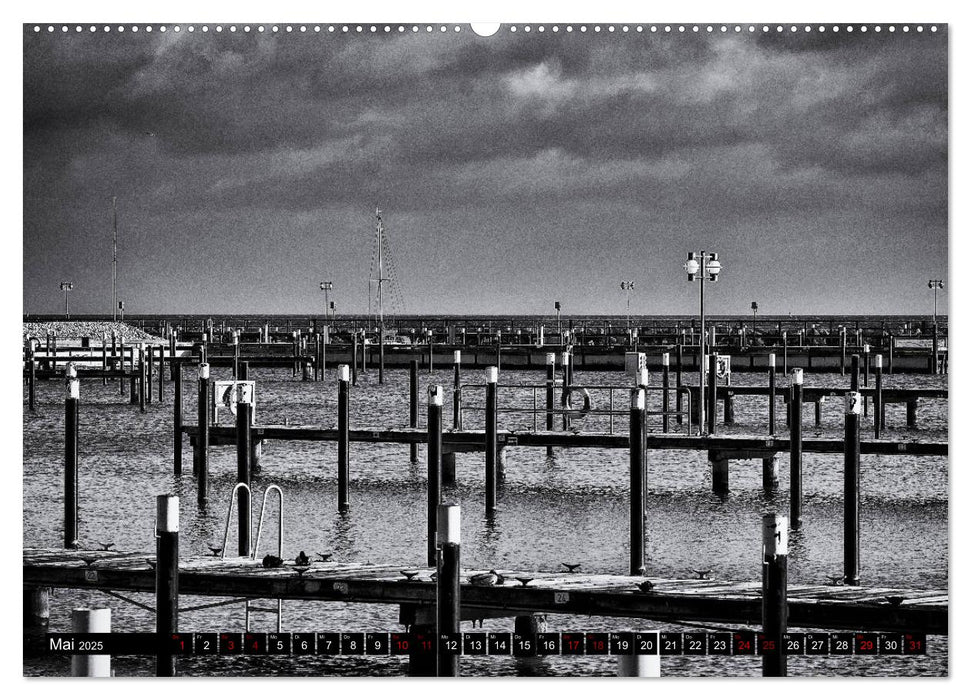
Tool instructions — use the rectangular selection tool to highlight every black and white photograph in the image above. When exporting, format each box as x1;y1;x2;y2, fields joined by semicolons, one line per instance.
20;8;952;682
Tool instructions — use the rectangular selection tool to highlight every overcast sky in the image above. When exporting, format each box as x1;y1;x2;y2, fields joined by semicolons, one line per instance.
23;25;948;317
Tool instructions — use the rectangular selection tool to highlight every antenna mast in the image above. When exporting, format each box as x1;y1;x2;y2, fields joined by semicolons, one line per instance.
112;196;118;321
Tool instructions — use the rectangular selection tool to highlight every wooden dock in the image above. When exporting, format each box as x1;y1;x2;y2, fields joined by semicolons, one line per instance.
23;548;946;634
183;425;948;457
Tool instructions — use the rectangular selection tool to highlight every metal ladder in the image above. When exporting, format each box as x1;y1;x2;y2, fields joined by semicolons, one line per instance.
221;483;285;631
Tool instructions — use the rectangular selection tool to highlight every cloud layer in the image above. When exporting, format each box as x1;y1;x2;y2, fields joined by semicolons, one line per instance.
23;27;948;315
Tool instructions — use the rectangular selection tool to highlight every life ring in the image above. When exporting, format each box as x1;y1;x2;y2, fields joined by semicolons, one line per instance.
561;386;592;419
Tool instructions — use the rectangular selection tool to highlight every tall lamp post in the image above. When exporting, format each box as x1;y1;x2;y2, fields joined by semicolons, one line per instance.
60;282;74;319
621;281;635;329
320;281;333;323
928;279;945;373
683;251;723;434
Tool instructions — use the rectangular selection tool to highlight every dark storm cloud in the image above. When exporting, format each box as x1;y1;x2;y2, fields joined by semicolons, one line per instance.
23;26;948;315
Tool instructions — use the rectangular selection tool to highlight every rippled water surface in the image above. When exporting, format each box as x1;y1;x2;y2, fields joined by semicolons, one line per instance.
23;366;948;677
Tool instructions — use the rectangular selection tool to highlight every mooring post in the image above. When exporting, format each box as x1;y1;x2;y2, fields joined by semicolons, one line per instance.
629;387;646;575
545;352;555;456
169;333;177;380
351;334;358;386
782;331;788;375
452;351;462;430
129;347;138;404
706;353;717;435
767;353;777;435
410;359;420;463
71;608;111;677
338;365;350;513
789;368;804;530
156;494;179;677
675;344;683;425
173;361;183;475
485;367;498;517
111;331;118;374
844;391;862;585
314;333;320;381
840;327;847;375
362;331;368;372
146;344;154;406
851;354;860;393
762;455;779;493
238;361;249;381
427;386;443;566
48;331;55;372
813;400;822;427
27;341;36;412
236;397;252;556
888;334;895;374
232;332;239;380
119;337;126;395
64;369;79;548
157;343;165;402
102;333;108;386
437;503;461;677
661;352;670;433
195;363;210;505
761;513;788;677
862;344;871;418
379;329;385;384
561;350;571;431
874;355;883;439
23;586;51;653
292;331;299;377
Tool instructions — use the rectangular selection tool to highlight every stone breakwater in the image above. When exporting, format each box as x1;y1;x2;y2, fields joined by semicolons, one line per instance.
23;321;163;343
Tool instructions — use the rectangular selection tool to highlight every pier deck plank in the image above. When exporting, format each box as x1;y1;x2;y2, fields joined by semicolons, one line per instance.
23;548;946;634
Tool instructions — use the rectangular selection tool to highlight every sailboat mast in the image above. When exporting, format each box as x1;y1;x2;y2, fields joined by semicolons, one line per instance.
376;209;384;329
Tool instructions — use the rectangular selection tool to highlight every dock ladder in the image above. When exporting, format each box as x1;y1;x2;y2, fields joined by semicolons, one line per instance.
221;483;285;631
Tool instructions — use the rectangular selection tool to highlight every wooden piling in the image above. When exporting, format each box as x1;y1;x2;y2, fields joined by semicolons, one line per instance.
768;353;776;436
426;386;444;569
782;331;788;374
292;331;299;377
661;353;670;433
351;334;358;386
238;361;249;381
851;354;860;392
675;344;683;425
840;327;847;375
410;360;420;463
844;392;862;585
156;494;179;677
762;455;779;492
195;364;210;505
379;329;385;384
64;371;79;548
236;398;253;557
437;503;461;677
145;345;153;406
789;369;804;530
71;608;111;677
907;399;918;428
169;333;177;380
888;334;895;374
338;365;350;513
874;356;883;439
158;344;165;402
561;351;571;431
706;354;717;435
761;513;788;677
102;334;108;386
485;367;498;517
27;341;36;412
545;353;555;456
232;332;240;379
629;387;646;575
173;362;183;475
814;400;822;427
452;351;462;430
119;337;126;395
